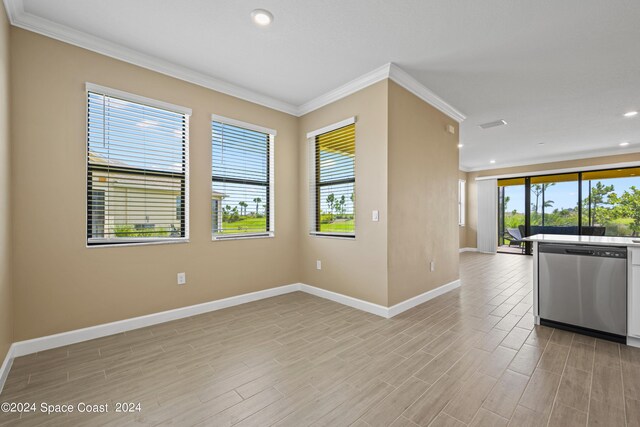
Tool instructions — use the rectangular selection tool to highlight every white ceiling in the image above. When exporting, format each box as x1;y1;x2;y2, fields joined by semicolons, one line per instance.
9;0;640;170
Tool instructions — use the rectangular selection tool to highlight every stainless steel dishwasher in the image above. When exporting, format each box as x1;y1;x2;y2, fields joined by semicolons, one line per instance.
538;243;627;340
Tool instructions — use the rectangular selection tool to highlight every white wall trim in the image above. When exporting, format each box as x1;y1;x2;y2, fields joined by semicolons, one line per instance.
4;0;299;116
387;279;461;318
2;3;466;121
299;284;390;318
1;277;464;372
10;284;301;358
0;344;15;394
298;64;392;116
298;63;467;122
459;247;478;253
464;149;640;173
388;64;466;123
475;160;640;181
306;116;356;139
211;114;277;137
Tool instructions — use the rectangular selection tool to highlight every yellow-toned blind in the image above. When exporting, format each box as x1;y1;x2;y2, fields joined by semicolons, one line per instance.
583;167;640;180
531;173;579;184
314;124;356;235
498;177;526;187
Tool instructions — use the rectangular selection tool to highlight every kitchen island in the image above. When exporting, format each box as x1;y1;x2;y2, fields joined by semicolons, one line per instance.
525;234;640;348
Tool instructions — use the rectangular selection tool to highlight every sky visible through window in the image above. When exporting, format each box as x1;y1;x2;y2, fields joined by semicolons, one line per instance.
505;177;640;213
212;121;269;234
88;93;186;173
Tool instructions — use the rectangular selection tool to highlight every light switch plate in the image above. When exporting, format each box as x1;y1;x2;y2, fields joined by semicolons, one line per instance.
372;210;379;221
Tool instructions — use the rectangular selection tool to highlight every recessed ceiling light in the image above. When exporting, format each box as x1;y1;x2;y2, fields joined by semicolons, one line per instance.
490;160;496;164
620;142;630;147
457;144;464;148
251;9;273;26
624;111;638;117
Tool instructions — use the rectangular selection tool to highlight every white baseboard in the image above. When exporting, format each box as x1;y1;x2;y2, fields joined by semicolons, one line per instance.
300;284;390;318
388;279;461;317
0;343;15;394
300;279;461;319
2;277;462;392
11;284;301;358
459;247;478;253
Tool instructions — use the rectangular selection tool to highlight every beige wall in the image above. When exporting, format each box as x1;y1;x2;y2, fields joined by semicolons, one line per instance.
465;152;640;248
387;82;459;306
0;4;12;362
10;28;300;341
7;27;465;342
298;81;389;306
458;170;468;249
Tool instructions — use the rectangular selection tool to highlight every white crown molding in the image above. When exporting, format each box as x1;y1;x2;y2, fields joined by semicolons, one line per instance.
3;0;299;115
388;63;466;123
463;147;640;172
297;63;393;116
3;1;466;121
298;62;467;122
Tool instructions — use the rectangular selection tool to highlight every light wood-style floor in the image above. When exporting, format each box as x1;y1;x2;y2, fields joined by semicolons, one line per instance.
1;252;640;426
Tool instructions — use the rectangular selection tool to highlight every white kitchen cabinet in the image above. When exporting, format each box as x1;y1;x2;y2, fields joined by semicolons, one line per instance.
629;248;640;339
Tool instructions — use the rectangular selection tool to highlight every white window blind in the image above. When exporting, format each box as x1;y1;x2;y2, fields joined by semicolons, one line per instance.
211;117;274;239
86;85;190;245
459;179;466;226
309;120;356;237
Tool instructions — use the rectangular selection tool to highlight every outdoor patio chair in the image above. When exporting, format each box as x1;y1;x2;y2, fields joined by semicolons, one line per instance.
505;227;526;253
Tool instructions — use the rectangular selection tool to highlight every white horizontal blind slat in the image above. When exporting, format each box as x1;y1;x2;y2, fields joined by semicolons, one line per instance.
87;90;189;245
212;120;272;238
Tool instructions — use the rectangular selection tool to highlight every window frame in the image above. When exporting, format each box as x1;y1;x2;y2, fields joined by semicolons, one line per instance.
307;117;357;239
458;179;466;226
85;83;191;248
211;114;276;241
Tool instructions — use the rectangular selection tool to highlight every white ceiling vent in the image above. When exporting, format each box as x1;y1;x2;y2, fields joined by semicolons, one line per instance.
479;119;507;129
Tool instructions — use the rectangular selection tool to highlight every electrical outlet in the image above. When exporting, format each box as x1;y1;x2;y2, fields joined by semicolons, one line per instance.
177;272;186;285
316;260;322;270
430;261;435;272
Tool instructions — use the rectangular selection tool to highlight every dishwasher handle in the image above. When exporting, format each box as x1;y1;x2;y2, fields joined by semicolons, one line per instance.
565;248;595;256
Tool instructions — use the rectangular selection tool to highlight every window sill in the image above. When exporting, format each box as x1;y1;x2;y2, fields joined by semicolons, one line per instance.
309;232;356;240
86;238;189;249
212;232;275;241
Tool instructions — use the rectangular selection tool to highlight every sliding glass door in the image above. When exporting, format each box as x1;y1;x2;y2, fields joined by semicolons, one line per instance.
582;167;640;236
497;166;640;255
530;173;579;231
498;178;526;253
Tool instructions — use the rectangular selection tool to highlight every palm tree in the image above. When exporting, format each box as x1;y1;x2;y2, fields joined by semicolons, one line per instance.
238;201;247;216
253;197;262;215
326;193;335;217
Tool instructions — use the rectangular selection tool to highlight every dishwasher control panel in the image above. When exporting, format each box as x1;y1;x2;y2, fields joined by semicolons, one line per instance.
539;243;627;259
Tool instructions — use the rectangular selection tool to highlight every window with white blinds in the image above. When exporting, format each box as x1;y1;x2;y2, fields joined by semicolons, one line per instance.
211;115;275;239
308;118;356;237
86;84;191;246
